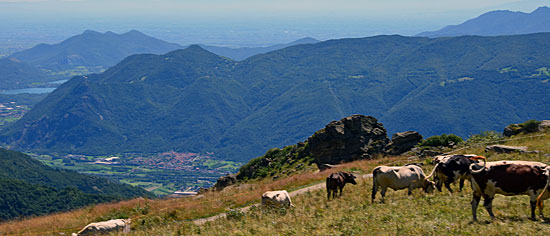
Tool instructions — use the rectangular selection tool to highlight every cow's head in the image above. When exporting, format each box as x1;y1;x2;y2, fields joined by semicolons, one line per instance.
343;172;357;185
423;179;436;193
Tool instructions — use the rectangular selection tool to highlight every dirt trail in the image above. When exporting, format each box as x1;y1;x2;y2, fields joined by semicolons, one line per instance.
192;174;372;225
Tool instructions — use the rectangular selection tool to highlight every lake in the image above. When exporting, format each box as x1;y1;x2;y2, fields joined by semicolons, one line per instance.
0;87;57;95
0;80;67;95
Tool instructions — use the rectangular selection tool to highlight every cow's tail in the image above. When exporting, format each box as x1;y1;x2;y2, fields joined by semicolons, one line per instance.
372;167;381;202
536;167;550;215
468;156;487;174
425;162;441;181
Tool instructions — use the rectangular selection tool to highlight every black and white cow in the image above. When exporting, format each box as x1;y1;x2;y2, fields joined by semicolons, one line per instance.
426;154;479;193
469;156;550;221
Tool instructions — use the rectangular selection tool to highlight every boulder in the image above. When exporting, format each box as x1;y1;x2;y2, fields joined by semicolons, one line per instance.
213;174;237;191
540;120;550;130
485;145;531;154
385;131;423;155
307;115;388;170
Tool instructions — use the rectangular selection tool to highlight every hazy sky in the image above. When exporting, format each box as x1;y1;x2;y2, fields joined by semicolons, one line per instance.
0;0;549;47
1;0;548;19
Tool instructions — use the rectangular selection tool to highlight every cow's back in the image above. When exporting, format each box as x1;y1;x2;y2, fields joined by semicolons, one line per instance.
471;161;548;196
375;166;424;190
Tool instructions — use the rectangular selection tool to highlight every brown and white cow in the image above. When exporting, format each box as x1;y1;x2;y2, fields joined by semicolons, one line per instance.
469;156;550;221
426;154;479;193
371;165;435;203
261;190;295;208
72;219;131;236
326;171;357;200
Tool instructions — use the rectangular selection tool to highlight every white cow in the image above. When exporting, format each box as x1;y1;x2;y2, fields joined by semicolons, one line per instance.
371;165;435;203
72;219;131;236
261;190;295;208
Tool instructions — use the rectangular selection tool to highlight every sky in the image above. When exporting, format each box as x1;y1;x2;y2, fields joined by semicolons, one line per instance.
1;0;547;19
0;0;549;48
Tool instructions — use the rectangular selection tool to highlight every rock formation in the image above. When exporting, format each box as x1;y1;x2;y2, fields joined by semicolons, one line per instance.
386;131;423;155
307;115;388;170
213;174;237;191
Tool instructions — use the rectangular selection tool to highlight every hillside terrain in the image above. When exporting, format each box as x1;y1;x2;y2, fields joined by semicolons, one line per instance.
0;148;153;221
0;127;548;235
418;6;550;37
0;58;52;90
2;33;550;161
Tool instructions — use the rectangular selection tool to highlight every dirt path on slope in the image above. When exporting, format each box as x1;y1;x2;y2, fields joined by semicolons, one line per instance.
192;174;373;225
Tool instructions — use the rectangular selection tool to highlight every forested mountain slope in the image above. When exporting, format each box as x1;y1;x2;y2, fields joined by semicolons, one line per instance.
2;34;550;161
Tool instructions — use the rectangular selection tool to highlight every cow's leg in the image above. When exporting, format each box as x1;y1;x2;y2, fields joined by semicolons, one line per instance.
459;178;465;192
530;200;537;220
471;193;481;221
380;187;387;203
327;189;331;200
444;180;453;194
407;185;413;195
332;189;337;200
483;197;495;219
371;181;378;203
435;176;442;192
339;186;343;197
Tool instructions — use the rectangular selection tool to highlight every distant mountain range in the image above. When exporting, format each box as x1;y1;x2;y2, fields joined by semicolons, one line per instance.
0;148;152;220
2;33;549;162
1;30;318;90
418;6;550;37
9;30;182;73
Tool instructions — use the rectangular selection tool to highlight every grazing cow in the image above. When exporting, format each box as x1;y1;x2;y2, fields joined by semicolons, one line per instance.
425;154;479;193
262;190;295;208
72;219;131;236
326;171;357;200
371;165;435;203
469;156;550;221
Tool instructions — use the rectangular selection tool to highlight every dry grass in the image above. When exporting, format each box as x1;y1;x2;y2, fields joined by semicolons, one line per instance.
1;131;548;235
0;156;401;235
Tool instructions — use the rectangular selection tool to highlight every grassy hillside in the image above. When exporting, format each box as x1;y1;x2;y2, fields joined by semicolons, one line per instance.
2;34;550;161
0;148;153;221
1;130;548;235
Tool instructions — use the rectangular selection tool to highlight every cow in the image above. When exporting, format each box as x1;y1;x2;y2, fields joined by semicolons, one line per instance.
261;190;295;208
468;156;550;221
72;219;131;236
425;154;479;193
326;171;357;200
371;165;435;203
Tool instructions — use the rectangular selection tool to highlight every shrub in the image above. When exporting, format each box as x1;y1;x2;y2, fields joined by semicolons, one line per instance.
418;134;463;147
520;120;541;133
466;131;503;144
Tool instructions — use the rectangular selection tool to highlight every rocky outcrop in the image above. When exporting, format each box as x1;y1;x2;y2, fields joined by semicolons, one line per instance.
503;120;545;137
308;115;388;170
540;120;550;130
485;145;535;154
385;131;423;155
213;174;237;191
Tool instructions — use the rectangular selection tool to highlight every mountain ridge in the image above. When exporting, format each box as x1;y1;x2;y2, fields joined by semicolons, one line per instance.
2;33;550;161
418;6;550;37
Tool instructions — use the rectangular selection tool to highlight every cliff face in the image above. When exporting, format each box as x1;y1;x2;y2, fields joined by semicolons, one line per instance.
308;115;388;170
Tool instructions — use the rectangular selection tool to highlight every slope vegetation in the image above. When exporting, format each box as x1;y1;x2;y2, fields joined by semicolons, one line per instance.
1;129;548;235
2;34;550;161
0;148;153;221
